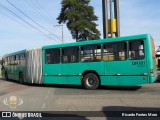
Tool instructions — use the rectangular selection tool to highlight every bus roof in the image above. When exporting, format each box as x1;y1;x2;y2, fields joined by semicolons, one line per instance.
43;34;151;49
2;34;151;57
3;49;26;57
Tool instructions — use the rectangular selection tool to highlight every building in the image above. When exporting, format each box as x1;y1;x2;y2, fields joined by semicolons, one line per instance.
156;46;160;69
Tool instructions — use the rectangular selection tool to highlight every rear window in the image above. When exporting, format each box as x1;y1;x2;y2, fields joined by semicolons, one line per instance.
129;40;144;60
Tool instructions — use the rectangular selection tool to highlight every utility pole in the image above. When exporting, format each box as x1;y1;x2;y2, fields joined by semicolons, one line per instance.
102;0;107;39
54;25;64;43
114;0;120;37
102;0;120;38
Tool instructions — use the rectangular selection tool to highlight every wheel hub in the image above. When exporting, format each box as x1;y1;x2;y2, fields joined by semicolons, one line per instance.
87;77;96;86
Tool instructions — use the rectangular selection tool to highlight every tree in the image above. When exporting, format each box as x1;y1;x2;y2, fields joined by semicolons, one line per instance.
57;0;101;41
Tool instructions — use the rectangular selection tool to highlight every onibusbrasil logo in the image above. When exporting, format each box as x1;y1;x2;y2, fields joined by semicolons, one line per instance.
3;96;23;109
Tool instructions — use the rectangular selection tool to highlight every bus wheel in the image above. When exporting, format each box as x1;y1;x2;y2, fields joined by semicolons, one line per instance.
83;73;99;90
19;73;24;84
5;72;8;80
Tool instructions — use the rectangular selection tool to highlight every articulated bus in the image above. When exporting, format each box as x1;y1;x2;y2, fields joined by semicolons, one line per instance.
1;34;158;89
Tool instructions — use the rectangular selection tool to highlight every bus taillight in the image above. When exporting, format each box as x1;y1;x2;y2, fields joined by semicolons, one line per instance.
150;68;154;76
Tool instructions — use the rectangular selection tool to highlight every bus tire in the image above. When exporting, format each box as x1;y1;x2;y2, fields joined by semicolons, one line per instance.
19;73;24;84
83;73;99;90
5;72;8;80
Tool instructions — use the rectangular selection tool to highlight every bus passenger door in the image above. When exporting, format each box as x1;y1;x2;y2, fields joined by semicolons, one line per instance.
60;47;81;85
102;42;124;85
103;61;119;85
43;48;62;84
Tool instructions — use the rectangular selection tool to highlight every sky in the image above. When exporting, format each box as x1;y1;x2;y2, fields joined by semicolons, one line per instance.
0;0;160;56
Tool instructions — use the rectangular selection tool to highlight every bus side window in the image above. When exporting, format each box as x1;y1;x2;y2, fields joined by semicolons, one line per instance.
103;42;126;61
20;53;25;65
129;40;144;60
45;48;60;64
4;57;7;66
62;47;79;63
15;55;19;65
1;58;4;70
7;57;10;66
118;42;127;60
81;45;101;62
11;56;15;65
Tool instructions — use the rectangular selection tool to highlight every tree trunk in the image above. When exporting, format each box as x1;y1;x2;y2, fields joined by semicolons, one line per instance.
75;31;78;42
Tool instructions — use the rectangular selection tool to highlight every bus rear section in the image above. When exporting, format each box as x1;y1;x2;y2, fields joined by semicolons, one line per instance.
2;50;26;82
1;49;43;84
103;35;157;86
148;37;158;83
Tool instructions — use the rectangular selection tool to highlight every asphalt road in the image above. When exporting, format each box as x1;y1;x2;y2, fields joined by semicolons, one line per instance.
0;75;160;120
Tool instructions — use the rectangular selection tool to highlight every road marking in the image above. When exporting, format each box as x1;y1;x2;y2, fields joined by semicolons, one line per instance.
48;90;51;94
45;95;49;100
42;103;46;109
41;90;51;109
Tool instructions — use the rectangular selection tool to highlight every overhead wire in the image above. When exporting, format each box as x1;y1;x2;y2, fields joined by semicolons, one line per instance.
6;0;61;41
0;10;30;29
0;2;59;42
35;0;54;22
29;0;53;23
24;0;53;24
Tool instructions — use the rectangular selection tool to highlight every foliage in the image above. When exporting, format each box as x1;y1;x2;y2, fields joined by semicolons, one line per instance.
57;0;101;41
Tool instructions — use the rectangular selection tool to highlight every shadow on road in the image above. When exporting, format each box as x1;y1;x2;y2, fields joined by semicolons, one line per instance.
1;77;142;91
27;84;141;91
100;86;141;91
0;78;20;84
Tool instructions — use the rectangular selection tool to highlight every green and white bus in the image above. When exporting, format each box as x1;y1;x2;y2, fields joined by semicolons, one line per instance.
2;50;26;83
1;34;158;89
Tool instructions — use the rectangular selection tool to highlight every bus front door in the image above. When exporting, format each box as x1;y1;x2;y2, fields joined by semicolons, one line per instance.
43;48;62;84
43;64;61;84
